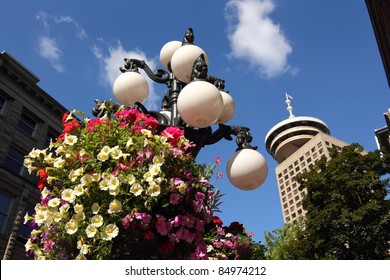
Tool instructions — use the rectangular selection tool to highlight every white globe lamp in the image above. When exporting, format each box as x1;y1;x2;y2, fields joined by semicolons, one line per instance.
113;71;149;106
177;81;223;128
170;45;209;83
159;40;182;71
216;90;235;124
226;149;268;191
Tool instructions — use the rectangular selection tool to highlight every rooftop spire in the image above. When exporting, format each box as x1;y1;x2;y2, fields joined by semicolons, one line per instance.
285;92;295;118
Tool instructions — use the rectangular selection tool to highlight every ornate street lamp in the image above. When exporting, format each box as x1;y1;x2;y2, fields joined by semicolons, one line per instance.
93;28;268;191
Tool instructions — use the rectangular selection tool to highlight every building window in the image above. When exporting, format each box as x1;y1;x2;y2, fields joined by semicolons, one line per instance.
0;95;6;115
4;146;26;175
292;213;296;218
0;192;13;234
18;112;38;136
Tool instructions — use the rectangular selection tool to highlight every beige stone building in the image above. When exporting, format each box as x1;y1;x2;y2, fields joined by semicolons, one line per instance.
0;51;67;259
265;97;349;224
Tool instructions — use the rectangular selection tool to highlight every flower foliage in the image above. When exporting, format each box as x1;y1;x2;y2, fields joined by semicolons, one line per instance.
23;104;264;260
205;217;266;260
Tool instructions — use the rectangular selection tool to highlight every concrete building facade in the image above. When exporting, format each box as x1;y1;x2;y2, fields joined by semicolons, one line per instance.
0;51;67;259
265;97;349;224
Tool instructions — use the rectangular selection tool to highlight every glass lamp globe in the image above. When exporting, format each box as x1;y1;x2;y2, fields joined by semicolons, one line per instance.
112;71;149;106
216;91;235;124
177;80;223;128
226;149;268;191
160;40;182;71
170;45;209;83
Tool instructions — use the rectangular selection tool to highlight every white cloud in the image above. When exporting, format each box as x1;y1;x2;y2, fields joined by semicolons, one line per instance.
38;35;64;73
225;0;294;78
35;11;87;72
92;41;160;110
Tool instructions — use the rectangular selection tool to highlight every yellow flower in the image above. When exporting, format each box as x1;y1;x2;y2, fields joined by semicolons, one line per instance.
99;178;109;191
42;153;54;164
65;219;78;234
64;134;78;146
108;199;122;214
53;157;66;168
81;174;94;186
23;158;35;174
149;164;161;176
24;212;33;224
53;212;62;222
47;198;61;208
143;171;153;182
74;204;83;213
91;203;100;214
104;224;119;240
126;138;133;148
34;210;48;226
91;215;103;227
97;146;111;162
61;189;76;203
177;181;187;195
74;211;85;221
109;146;123;159
109;185;120;196
130;183;143;196
107;175;120;190
74;184;85;196
85;224;97;238
147;182;161;197
153;155;164;165
47;176;58;184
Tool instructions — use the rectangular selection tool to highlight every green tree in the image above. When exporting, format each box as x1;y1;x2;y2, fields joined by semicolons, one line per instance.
295;144;390;259
265;217;306;259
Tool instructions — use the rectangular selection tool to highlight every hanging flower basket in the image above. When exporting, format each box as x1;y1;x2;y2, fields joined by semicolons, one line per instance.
23;102;265;260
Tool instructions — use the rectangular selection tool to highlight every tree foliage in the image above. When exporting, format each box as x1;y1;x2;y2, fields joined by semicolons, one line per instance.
266;144;390;259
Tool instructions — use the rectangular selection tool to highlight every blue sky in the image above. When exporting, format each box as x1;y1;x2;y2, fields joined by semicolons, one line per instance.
1;0;389;243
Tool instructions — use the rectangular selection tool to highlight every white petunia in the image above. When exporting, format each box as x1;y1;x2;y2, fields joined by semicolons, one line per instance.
80;174;94;186
74;184;85;196
109;146;123;159
146;182;161;197
65;219;78;234
34;210;48;225
53;157;66;168
104;224;119;240
85;224;97;238
91;215;103;227
47;198;61;208
108;199;122;214
130;183;143;196
91;203;100;214
61;189;76;203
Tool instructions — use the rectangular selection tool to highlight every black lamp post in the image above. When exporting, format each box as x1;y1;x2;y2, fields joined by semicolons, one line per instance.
93;28;268;191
